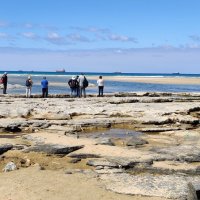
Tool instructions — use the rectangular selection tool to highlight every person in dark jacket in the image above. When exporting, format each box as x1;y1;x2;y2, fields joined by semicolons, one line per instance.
1;72;8;94
68;76;78;97
41;77;48;98
25;76;33;98
76;75;80;97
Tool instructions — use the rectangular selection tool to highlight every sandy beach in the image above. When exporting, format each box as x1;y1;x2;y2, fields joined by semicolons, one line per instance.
88;76;200;85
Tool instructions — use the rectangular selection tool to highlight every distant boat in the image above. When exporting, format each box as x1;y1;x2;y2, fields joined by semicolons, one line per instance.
172;72;180;75
56;68;65;73
114;71;122;74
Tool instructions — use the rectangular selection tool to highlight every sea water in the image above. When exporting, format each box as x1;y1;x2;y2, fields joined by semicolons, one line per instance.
0;71;200;94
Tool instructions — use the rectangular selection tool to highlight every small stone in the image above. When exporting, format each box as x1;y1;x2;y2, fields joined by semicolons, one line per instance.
65;171;73;174
25;159;31;167
3;161;17;172
95;166;104;170
70;158;81;163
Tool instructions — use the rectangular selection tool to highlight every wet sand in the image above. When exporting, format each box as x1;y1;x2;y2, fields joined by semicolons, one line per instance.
0;166;165;200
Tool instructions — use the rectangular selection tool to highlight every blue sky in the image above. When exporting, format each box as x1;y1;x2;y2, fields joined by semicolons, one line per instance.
0;0;200;73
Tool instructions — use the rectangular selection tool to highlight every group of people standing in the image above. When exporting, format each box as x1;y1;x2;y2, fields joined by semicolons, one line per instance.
68;73;88;98
1;72;105;98
25;76;48;98
68;73;104;97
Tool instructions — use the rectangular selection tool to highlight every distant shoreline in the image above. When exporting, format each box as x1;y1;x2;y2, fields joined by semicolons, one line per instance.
1;71;200;78
88;76;200;85
4;72;200;85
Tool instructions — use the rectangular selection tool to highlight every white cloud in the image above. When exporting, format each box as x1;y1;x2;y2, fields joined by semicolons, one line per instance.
0;32;9;38
47;32;60;39
108;34;137;43
87;27;109;33
71;26;110;34
70;26;137;43
67;34;91;42
21;32;39;39
1;22;139;46
45;32;67;45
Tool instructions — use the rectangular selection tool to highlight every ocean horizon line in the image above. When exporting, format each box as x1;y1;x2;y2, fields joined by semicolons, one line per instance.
1;70;200;77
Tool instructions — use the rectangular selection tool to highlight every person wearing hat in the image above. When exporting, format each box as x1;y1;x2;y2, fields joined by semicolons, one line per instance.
1;72;8;94
41;77;48;98
25;76;33;98
68;75;78;97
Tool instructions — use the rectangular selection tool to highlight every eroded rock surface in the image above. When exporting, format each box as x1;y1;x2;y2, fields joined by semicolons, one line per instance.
0;92;200;199
100;173;200;199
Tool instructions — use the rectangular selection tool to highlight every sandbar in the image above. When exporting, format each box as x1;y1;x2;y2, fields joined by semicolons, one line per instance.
88;76;200;85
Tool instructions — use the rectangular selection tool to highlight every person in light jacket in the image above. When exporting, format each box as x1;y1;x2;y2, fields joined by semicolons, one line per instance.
25;76;33;98
78;73;87;98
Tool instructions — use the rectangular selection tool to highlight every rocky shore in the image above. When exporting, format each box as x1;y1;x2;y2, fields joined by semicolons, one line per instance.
0;92;200;200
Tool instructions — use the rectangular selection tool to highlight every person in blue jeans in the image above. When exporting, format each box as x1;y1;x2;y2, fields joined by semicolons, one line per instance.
41;77;48;98
78;73;87;98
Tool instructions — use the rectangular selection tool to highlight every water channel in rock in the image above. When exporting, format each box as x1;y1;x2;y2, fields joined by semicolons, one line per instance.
80;128;144;139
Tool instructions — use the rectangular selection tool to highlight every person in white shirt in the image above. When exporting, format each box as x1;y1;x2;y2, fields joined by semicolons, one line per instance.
97;76;104;97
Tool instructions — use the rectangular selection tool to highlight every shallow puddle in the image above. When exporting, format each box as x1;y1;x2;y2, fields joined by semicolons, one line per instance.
80;128;143;139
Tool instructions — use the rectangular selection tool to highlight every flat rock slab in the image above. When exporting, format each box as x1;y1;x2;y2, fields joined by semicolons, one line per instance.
140;127;181;132
95;168;124;174
151;145;200;162
25;144;84;155
87;159;119;168
100;173;200;199
126;137;148;147
0;144;13;155
107;157;153;169
145;161;200;175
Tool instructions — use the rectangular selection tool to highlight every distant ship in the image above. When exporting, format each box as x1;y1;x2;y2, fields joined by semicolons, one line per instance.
56;68;65;73
172;72;180;75
114;71;122;74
